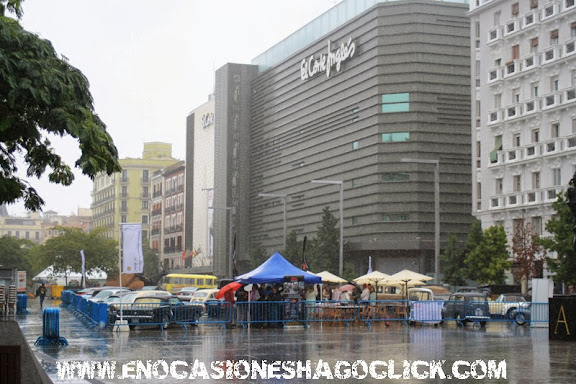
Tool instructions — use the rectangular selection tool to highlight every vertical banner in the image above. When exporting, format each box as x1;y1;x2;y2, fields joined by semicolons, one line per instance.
121;223;144;273
80;250;86;288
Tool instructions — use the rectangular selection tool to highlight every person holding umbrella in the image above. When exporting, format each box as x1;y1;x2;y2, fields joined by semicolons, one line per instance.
36;283;47;309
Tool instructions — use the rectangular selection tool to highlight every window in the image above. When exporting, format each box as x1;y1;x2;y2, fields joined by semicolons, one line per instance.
142;201;149;209
490;135;503;163
553;168;561;185
122;186;127;197
531;216;542;236
512;45;519;60
142;215;148;224
142;169;149;181
496;178;503;194
493;11;501;26
551;123;560;138
513;175;521;192
532;172;541;189
531;83;539;98
477;182;482;199
121;201;127;211
121;170;128;182
552;76;559;91
494;94;501;108
530;37;538;53
511;2;519;16
142;186;149;198
382;173;410;182
513;89;520;103
532;130;539;143
513;133;521;147
530;0;538;8
572;22;576;38
382;132;409;142
381;214;409;222
351;179;359;188
352;141;359;150
381;93;409;113
121;215;127;223
352;217;359;225
550;30;559;45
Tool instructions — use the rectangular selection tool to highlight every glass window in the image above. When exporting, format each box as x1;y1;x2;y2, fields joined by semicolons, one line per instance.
381;93;410;113
553;169;561;185
352;141;359;150
382;173;410;182
382;132;409;142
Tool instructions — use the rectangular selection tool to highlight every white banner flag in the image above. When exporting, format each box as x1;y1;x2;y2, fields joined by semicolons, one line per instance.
80;250;86;276
121;223;144;274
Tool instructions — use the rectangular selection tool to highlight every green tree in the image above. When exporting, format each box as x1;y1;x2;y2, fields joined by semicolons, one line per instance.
511;219;543;294
282;230;303;266
30;227;117;276
440;233;467;286
539;192;576;286
138;235;162;285
0;1;121;211
466;219;484;251
465;225;510;285
307;206;339;274
0;235;35;274
249;241;268;270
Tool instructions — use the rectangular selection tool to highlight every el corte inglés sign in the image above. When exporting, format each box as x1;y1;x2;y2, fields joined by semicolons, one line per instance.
300;37;357;81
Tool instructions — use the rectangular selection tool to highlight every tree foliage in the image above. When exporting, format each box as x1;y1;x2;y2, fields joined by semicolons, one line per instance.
282;230;303;267
29;227;117;275
0;234;35;274
511;219;543;284
139;235;162;285
440;233;467;286
539;192;576;286
307;206;340;274
465;225;510;285
0;1;121;211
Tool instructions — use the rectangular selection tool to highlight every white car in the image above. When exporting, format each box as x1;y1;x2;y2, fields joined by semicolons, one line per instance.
88;288;131;303
176;287;199;301
189;289;220;303
488;294;530;318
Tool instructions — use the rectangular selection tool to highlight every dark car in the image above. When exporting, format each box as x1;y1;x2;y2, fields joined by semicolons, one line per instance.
109;295;202;329
442;292;490;327
509;306;531;325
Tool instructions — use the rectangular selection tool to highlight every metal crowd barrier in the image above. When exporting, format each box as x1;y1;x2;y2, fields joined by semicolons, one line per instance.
108;302;206;330
234;301;294;328
298;300;358;326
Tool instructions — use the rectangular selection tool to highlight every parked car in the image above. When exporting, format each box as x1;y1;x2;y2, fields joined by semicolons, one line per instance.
108;295;202;329
509;306;531;325
488;293;530;319
176;287;198;301
442;292;490;327
189;289;220;303
88;288;131;303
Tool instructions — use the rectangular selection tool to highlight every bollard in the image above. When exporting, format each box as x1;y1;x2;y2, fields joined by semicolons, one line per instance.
16;293;29;315
35;308;69;346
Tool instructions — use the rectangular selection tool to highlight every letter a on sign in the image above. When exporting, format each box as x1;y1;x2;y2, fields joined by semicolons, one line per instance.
122;223;144;273
554;304;571;336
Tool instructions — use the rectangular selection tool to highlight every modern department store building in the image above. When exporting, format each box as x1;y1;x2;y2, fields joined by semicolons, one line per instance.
199;0;473;278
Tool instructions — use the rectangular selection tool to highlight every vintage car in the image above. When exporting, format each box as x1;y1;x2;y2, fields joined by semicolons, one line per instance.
442;292;490;327
176;287;199;301
488;293;530;319
108;294;202;329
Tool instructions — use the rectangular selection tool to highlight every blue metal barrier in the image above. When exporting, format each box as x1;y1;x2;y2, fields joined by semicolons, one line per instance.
235;301;295;328
16;294;29;315
298;300;357;326
356;300;410;325
35;308;68;346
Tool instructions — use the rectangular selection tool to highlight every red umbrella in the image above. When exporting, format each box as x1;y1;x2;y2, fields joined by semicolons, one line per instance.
340;284;357;292
216;282;243;299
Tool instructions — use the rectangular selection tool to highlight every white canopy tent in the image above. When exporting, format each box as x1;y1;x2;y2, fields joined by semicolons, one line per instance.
33;266;107;286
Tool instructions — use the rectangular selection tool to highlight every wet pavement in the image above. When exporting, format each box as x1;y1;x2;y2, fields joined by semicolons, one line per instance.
11;299;576;383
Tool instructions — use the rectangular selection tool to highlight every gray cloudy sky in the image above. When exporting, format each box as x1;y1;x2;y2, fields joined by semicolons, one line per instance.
9;0;337;216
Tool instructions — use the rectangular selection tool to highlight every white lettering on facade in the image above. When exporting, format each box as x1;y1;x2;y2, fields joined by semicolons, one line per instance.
300;37;356;81
201;113;214;129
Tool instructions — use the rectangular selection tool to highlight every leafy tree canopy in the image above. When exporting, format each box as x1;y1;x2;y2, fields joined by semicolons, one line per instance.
440;233;467;286
465;225;510;285
0;234;35;274
0;0;121;211
29;227;118;275
539;192;576;286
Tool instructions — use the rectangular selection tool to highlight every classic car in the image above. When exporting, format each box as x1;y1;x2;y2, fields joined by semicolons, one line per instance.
442;292;490;327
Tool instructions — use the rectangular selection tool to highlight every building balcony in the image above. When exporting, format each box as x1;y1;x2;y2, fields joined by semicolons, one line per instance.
487;26;501;45
522;9;540;29
541;91;562;110
541;1;561;22
488;66;503;84
542;45;562;65
503;18;520;37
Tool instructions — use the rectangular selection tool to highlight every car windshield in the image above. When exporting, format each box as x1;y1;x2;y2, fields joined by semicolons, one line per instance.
93;290;115;299
193;292;208;298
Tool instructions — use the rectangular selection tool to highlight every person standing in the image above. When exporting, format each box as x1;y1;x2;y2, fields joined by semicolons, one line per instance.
36;283;47;309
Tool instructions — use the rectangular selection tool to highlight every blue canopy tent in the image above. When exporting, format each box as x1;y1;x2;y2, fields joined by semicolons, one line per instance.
234;252;321;284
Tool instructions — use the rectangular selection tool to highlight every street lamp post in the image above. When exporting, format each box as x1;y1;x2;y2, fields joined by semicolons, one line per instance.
401;158;440;284
258;193;288;250
311;179;344;276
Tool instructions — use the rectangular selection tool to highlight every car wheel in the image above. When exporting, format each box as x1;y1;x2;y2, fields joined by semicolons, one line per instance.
515;312;527;326
128;323;136;330
506;308;516;319
479;321;486;327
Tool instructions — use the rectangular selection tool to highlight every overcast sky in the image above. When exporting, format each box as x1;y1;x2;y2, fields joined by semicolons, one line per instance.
9;0;338;216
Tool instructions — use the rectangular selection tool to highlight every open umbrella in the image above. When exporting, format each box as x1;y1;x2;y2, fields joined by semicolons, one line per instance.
339;284;357;292
353;270;390;285
386;269;433;282
216;282;243;299
314;271;347;284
